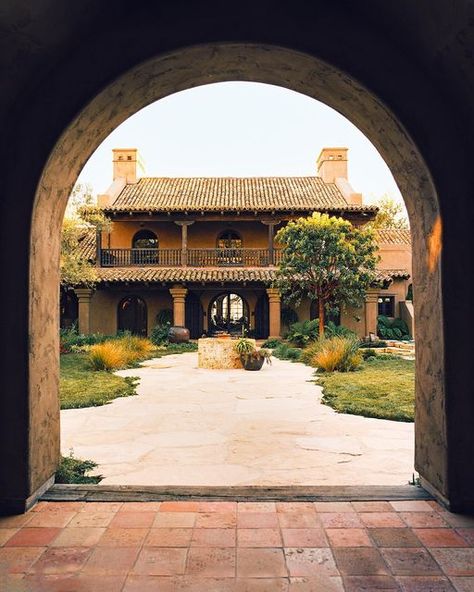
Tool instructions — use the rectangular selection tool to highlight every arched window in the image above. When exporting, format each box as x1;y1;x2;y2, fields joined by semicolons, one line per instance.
216;230;242;249
117;296;147;336
132;230;158;249
208;292;249;335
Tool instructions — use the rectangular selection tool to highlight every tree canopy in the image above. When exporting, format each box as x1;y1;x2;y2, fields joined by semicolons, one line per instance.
274;212;379;336
370;194;409;230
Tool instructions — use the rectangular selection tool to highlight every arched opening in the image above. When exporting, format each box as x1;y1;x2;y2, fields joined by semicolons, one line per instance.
254;293;270;339
117;296;147;336
208;292;249;335
5;43;458;512
216;230;243;265
132;229;159;249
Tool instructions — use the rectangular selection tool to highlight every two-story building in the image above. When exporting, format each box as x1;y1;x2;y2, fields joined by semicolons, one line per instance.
67;147;413;339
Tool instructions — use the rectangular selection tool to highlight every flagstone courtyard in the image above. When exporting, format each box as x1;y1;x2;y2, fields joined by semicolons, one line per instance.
61;353;414;486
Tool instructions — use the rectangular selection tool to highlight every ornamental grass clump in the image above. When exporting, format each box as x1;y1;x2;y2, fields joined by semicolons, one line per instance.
303;336;362;372
119;334;155;357
88;341;130;371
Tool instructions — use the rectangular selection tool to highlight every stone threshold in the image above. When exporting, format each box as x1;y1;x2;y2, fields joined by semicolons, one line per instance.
42;484;432;503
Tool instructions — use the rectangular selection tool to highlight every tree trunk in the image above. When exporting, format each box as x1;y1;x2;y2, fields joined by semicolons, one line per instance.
319;298;325;337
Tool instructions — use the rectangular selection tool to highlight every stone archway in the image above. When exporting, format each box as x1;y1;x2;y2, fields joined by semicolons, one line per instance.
4;43;452;512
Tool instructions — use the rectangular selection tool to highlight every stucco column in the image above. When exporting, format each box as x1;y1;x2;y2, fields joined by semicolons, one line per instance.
266;287;281;338
75;288;94;335
169;285;188;326
364;289;379;337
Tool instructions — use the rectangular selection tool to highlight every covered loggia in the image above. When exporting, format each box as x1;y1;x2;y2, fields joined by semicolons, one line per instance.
1;3;473;513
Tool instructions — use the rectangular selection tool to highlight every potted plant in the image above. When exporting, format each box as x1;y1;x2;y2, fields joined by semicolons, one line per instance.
234;338;272;371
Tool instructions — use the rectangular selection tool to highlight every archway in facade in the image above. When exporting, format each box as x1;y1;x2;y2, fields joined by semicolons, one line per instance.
117;296;147;336
208;292;249;335
6;42;458;512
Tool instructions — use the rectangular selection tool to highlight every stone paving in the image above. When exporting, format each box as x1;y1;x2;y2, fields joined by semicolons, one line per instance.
1;500;474;590
61;353;414;486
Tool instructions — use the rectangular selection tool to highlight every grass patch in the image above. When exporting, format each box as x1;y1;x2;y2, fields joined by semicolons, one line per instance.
60;353;139;409
317;357;415;422
56;452;102;484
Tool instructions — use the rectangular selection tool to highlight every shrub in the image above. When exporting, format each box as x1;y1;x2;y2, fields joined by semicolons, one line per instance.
272;343;302;361
285;319;319;347
261;338;282;348
361;348;377;360
119;334;155;356
324;321;356;339
377;315;410;340
60;327;111;353
88;341;130;371
150;323;170;346
359;340;387;348
56;451;102;484
156;309;173;326
304;336;362;372
164;342;198;353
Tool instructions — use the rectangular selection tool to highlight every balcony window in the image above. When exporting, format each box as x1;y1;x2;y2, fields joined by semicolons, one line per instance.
132;230;158;265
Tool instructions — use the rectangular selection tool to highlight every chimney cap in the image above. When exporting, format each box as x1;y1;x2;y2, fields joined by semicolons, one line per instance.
316;147;348;165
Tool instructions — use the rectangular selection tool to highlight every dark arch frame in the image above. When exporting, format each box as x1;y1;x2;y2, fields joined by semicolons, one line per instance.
216;229;243;248
132;229;159;249
117;295;148;336
208;291;249;335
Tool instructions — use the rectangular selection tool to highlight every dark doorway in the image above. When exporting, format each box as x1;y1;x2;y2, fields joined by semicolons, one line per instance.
209;292;249;335
60;288;78;329
118;296;147;336
185;292;203;339
254;293;269;338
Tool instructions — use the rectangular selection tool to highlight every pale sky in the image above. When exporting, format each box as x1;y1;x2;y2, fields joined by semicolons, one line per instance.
78;81;405;208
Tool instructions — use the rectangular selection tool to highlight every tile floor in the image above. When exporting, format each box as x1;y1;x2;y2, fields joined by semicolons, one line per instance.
0;500;473;591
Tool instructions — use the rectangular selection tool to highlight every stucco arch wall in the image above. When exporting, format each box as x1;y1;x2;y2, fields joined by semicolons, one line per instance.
25;44;444;505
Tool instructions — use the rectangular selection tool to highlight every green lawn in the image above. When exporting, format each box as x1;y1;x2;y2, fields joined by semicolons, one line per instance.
317;357;415;422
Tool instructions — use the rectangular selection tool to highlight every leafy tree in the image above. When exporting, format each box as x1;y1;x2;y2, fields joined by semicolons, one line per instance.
274;212;379;336
370;194;409;230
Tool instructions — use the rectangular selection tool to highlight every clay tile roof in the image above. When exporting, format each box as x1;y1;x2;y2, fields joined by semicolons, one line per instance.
96;267;277;284
78;227;96;261
375;228;411;245
104;177;378;214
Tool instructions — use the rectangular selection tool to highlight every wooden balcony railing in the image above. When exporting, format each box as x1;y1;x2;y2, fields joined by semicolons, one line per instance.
100;248;282;267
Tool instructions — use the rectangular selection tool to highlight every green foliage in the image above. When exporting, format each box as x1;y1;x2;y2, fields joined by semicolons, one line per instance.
56;451;103;484
150;323;170;346
369;194;409;230
234;338;256;356
361;348;377;360
60;326;112;353
285;319;319;347
281;307;299;328
60;218;98;288
377;315;410;340
324;321;356;339
359;340;387;348
261;338;282;348
318;357;415;421
302;336;362;372
156;309;173;326
272;343;302;361
275;212;379;334
161;342;198;353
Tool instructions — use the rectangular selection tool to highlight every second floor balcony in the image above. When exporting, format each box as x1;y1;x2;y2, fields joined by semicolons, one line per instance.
100;247;283;267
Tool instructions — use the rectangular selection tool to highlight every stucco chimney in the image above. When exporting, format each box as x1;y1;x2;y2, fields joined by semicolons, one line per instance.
316;147;348;183
113;148;139;184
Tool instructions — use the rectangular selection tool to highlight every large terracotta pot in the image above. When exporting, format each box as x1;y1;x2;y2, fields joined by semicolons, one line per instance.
168;326;190;343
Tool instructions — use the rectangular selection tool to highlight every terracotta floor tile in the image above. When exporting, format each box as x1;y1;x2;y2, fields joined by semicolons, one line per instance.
380;548;442;576
351;502;394;513
0;513;34;528
284;547;338;577
369;528;422;548
133;546;188;576
397;575;456;591
440;513;474;528
123;575;176;591
110;511;156;528
278;512;319;529
400;512;449;528
343;575;400;591
198;502;237;513
289;575;344;591
153;512;197;528
4;527;60;547
429;548;474;576
119;502;162;512
80;502;123;513
360;512;406;528
281;527;328;547
333;548;388;576
82;546;139;575
0;528;17;546
238;502;277;513
0;546;46;573
427;501;446;513
28;546;92;575
176;576;237;591
237;548;287;578
68;511;115;527
237;512;279;528
314;502;354;513
23;573;126;592
237;528;282;547
159;501;200;512
390;501;433;512
319;512;363;528
236;577;289;591
195;512;236;529
326;528;372;547
450;576;474;591
414;528;467;547
276;503;315;513
33;502;85;513
98;527;148;547
457;529;474;546
146;527;193;547
186;547;235;577
191;528;236;547
27;512;76;528
50;527;105;547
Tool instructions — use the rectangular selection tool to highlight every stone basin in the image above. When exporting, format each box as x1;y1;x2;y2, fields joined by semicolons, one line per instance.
198;337;255;369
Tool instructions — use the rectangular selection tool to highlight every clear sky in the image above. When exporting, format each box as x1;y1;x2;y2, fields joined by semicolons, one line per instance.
78;81;405;208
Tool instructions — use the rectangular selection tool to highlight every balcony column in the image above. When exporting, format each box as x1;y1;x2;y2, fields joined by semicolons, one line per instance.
365;288;379;338
74;288;94;335
169;285;188;326
95;228;102;267
262;220;280;265
266;287;281;338
175;221;194;266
